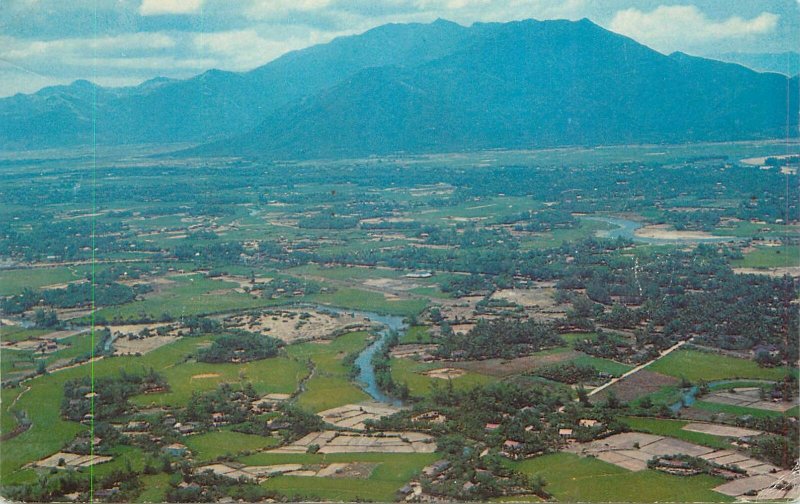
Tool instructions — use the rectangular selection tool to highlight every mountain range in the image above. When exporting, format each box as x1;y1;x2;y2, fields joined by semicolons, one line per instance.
708;52;800;77
1;18;797;158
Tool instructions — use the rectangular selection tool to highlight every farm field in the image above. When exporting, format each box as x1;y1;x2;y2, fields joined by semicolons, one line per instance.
286;332;371;412
185;430;280;461
390;358;496;398
513;453;732;503
1;140;798;502
648;349;794;382
621;417;733;450
241;452;439;502
732;244;800;268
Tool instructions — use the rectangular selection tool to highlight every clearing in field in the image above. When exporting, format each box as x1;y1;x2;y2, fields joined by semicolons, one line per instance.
590;370;678;403
318;402;402;430
268;430;436;454
451;349;579;377
681;422;762;438
223;309;374;343
424;367;465;379
714;470;800;500
490;286;566;320
701;387;799;412
566;432;779;476
31;452;113;469
634;224;733;242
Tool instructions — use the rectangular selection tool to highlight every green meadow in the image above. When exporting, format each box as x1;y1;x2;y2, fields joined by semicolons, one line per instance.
621;417;731;450
238;452;438;502
185;430;280;462
286;331;371;412
513;453;731;503
390;358;496;398
649;349;794;382
731;244;800;269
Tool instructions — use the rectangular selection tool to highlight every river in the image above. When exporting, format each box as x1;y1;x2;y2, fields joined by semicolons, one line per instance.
307;304;406;406
585;216;739;244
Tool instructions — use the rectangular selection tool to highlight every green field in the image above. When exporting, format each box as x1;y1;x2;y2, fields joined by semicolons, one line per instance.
691;401;792;419
94;274;290;322
0;326;51;343
568;354;634;377
621;417;731;450
310;287;427;317
136;473;172;503
399;326;433;344
390;358;496;398
0;335;301;480
130;339;307;408
649;349;794;382
0;266;90;296
185;430;280;461
286;332;371;412
239;452;438;502
520;219;612;249
731;244;800;268
513;453;731;502
286;264;404;281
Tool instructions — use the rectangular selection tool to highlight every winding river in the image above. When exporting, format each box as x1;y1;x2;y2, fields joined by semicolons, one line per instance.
309;304;406;406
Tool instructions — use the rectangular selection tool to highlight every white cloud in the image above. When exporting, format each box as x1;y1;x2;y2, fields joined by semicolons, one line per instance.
609;5;779;52
193;28;352;70
0;33;176;61
245;0;333;19
139;0;204;16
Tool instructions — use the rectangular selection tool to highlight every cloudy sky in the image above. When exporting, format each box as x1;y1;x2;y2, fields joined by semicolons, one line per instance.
0;0;797;97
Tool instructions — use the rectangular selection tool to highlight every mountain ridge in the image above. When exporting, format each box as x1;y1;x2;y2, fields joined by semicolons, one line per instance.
1;18;797;157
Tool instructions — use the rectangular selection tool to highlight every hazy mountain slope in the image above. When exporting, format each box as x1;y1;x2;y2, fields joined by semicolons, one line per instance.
0;20;470;150
708;51;800;76
220;19;798;159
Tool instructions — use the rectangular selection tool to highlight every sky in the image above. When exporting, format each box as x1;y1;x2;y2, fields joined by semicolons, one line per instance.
0;0;797;97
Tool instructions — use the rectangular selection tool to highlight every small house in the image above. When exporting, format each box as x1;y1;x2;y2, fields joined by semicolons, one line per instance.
163;443;188;457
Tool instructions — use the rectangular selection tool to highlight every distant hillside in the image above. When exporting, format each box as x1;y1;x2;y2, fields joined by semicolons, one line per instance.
0;20;470;150
1;18;797;157
214;19;798;159
708;52;800;76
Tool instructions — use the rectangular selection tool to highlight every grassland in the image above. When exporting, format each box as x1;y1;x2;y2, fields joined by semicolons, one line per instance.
731;244;800;268
399;326;433;344
568;354;633;377
691;401;793;419
130;337;307;408
310;287;427;317
390;358;496;398
621;417;731;449
94;274;285;322
285;332;370;412
513;453;731;502
0;334;303;481
136;474;172;503
238;452;439;502
0;326;51;343
185;430;280;461
0;266;90;296
649;349;793;382
519;219;612;249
